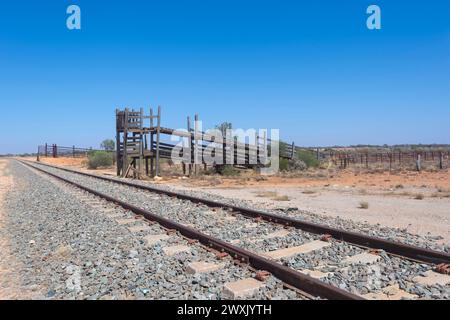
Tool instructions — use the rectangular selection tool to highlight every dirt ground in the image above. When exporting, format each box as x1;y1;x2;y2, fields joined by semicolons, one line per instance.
0;159;40;299
25;157;450;244
165;168;450;245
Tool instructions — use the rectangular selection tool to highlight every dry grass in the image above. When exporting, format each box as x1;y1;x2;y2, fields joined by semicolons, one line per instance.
255;191;278;198
254;191;290;201
359;189;367;195
272;195;290;201
358;201;369;209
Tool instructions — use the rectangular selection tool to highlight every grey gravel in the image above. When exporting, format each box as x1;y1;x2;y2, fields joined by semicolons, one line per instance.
3;161;302;300
24;161;450;299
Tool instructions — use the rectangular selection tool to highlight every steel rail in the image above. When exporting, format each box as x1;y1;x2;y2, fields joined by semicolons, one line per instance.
19;160;362;300
24;160;450;265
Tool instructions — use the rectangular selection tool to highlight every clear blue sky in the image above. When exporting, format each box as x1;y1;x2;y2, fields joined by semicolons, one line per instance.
1;1;449;154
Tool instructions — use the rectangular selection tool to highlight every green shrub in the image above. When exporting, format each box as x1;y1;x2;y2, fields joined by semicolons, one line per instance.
216;165;240;176
87;151;113;169
279;158;289;171
296;150;319;168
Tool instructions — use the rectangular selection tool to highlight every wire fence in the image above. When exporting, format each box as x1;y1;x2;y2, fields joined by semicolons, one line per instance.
37;144;113;158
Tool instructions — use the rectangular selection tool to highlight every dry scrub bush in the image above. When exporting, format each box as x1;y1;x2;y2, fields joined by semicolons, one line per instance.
359;201;369;209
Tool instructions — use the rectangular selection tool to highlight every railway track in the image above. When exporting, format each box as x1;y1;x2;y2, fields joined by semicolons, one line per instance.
18;160;450;300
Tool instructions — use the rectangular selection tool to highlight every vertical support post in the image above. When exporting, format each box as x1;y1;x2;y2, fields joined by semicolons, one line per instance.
115;109;121;176
155;105;161;177
36;146;40;162
187;116;192;176
262;131;267;166
122;108;129;177
194;114;199;176
73;145;75;158
45;143;48;157
150;108;154;177
222;129;227;167
316;148;320;161
439;152;444;170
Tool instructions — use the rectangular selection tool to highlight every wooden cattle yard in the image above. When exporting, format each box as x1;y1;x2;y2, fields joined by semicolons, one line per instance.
115;107;295;178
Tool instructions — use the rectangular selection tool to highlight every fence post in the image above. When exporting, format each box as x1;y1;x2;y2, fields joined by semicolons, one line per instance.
389;153;392;171
416;154;421;172
439;152;444;170
291;142;295;159
36;146;40;162
73;145;75;158
45;143;48;157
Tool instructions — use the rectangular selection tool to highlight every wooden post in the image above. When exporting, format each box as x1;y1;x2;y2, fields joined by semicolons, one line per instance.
194;114;199;176
416;154;421;172
389;153;392;171
45;143;48;157
155;106;161;177
149;108;154;177
73;145;75;158
137;108;144;177
36;146;40;162
187;116;192;176
144;133;149;176
291;142;295;159
123;108;129;177
439;152;444;170
115;109;121;176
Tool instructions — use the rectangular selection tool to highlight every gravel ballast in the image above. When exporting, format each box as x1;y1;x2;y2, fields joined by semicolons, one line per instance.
4;160;302;300
26;161;450;299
